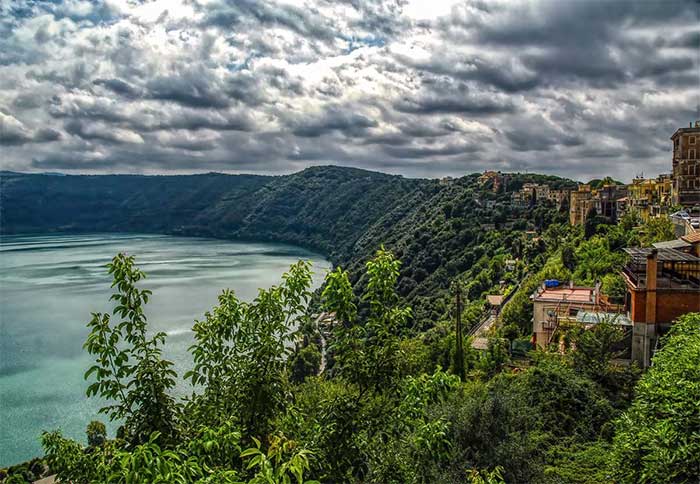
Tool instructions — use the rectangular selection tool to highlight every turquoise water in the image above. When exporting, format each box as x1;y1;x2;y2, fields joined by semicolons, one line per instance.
0;234;330;466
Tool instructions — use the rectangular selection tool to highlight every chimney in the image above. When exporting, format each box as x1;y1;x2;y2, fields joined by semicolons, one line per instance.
645;249;658;324
594;280;601;304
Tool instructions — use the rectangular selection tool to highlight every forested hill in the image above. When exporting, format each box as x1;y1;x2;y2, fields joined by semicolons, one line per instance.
1;166;424;261
1;166;573;320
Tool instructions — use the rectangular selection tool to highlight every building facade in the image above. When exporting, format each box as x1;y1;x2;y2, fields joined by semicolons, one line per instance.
569;184;593;225
627;175;673;220
622;247;700;367
530;283;624;349
568;123;700;226
671;123;700;208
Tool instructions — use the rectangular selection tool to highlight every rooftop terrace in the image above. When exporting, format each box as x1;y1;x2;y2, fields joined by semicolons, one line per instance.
531;286;596;304
623;248;700;289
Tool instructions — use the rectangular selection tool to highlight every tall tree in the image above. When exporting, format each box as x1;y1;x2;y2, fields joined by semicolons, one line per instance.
84;253;178;445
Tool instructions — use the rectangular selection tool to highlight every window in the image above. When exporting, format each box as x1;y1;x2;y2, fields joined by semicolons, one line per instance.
690;149;697;159
690;136;696;145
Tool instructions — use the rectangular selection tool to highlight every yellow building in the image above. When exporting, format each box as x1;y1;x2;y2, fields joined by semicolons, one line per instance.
627;175;672;221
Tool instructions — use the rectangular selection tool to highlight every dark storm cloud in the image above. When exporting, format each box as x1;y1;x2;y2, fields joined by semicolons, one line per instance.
12;93;43;110
201;0;337;41
395;80;516;115
291;105;378;137
146;72;231;109
0;129;32;146
0;112;61;146
503;116;584;152
64;119;131;144
382;141;480;159
34;127;62;142
662;30;700;49
160;137;218;152
337;0;410;38
1;0;697;180
93;78;141;98
433;0;699;89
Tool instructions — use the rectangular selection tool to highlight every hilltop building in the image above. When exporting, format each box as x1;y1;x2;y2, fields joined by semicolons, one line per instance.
595;183;628;221
547;189;571;208
569;122;700;226
568;182;628;225
671;122;700;208
569;184;593;225
512;183;570;209
478;171;509;193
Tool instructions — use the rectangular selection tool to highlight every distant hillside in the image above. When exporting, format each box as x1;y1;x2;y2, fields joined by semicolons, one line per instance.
1;167;419;259
1;166;572;321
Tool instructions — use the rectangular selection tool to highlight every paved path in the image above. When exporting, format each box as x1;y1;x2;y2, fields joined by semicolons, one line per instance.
314;312;335;375
34;476;55;484
469;273;528;349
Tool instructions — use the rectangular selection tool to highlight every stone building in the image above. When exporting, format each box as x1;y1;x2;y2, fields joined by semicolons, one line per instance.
671;122;700;207
547;189;571;208
569;184;593;225
478;170;509;193
594;183;628;221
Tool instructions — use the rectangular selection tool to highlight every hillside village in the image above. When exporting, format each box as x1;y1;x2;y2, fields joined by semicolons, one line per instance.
481;121;700;231
475;123;700;369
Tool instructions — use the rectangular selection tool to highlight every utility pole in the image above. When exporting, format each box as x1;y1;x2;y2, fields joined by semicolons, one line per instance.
454;282;465;382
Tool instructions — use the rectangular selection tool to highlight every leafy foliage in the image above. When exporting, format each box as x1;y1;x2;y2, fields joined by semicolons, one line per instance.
185;260;313;437
610;313;700;484
9;166;697;483
324;248;411;393
86;421;107;448
639;216;675;247
84;253;178;445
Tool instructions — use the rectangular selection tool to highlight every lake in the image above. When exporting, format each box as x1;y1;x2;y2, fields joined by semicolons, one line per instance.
0;233;331;466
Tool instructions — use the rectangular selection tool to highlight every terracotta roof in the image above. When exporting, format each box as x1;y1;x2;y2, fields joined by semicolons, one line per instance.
532;287;595;304
681;232;700;244
486;295;504;306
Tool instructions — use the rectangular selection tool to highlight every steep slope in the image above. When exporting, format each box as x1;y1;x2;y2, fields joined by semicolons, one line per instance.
0;167;425;262
1;167;573;324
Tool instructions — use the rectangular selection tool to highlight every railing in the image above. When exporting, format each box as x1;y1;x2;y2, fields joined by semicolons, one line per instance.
622;265;641;286
621;265;699;289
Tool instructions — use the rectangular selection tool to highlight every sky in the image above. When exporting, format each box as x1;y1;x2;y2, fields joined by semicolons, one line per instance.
1;0;699;182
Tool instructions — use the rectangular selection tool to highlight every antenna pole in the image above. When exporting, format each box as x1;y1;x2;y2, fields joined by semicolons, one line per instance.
454;283;465;382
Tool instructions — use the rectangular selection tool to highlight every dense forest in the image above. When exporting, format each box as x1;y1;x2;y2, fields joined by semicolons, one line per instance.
1;167;698;483
1;167;571;321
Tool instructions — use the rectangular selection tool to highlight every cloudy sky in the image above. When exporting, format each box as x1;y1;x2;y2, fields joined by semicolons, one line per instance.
1;0;698;181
